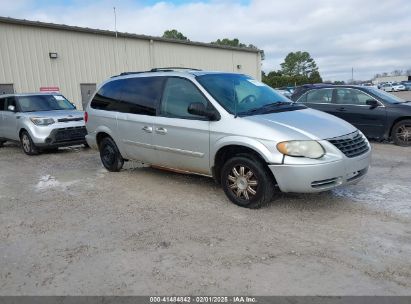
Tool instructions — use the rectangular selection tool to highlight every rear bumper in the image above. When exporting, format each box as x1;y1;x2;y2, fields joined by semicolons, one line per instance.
269;150;371;193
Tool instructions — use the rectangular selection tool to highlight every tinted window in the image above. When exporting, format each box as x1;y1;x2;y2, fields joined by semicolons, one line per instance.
300;88;333;103
121;77;164;115
91;77;164;116
160;77;209;119
0;98;5;111
335;88;373;105
17;95;74;112
90;80;124;111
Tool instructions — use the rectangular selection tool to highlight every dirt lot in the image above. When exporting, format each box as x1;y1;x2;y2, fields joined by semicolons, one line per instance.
0;142;410;295
391;90;411;100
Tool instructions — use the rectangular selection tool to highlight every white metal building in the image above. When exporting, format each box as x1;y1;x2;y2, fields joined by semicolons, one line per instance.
0;17;262;109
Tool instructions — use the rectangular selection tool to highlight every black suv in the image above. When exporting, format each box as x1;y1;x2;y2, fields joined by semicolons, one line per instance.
291;85;411;146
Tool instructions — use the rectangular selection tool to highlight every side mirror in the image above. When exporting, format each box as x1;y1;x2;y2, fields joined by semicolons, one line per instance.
188;103;219;120
7;105;16;112
366;99;379;108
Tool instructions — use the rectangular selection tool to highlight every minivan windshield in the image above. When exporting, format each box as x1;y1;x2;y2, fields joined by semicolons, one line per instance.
17;95;76;112
196;74;298;116
364;87;406;104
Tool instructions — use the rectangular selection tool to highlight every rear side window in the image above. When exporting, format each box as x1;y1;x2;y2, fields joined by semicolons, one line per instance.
0;98;5;111
91;77;164;116
299;88;333;104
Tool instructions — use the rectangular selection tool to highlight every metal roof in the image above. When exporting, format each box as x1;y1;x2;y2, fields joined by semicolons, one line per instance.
0;16;261;54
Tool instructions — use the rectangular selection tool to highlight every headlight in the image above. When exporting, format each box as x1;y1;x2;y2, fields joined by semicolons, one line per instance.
30;117;55;126
277;140;325;159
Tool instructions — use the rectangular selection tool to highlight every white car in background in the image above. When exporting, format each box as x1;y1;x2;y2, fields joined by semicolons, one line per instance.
381;83;406;92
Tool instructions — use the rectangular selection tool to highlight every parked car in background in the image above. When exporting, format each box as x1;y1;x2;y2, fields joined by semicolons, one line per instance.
381;83;405;92
401;82;411;91
0;93;87;155
86;69;371;208
291;85;411;146
275;89;292;98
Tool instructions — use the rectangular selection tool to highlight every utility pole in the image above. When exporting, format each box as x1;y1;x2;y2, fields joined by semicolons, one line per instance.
351;67;354;84
113;6;117;38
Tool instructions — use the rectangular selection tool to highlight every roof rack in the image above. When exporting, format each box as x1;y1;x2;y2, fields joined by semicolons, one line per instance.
111;67;202;78
150;67;202;72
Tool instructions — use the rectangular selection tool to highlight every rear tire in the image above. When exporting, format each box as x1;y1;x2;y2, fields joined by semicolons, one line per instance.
392;119;411;146
221;155;275;209
20;131;39;155
99;137;124;172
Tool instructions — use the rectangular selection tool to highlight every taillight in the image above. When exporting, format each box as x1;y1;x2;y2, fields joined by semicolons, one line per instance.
85;111;88;123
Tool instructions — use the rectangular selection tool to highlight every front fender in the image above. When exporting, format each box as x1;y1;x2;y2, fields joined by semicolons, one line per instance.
211;135;283;165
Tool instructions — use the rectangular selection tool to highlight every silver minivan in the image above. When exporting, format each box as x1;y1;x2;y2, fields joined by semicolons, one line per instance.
0;93;87;155
85;69;371;208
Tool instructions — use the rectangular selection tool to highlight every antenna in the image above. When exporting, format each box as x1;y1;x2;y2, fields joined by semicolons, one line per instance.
113;6;117;38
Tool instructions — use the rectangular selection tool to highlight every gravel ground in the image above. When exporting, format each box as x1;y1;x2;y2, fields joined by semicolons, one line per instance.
0;142;410;295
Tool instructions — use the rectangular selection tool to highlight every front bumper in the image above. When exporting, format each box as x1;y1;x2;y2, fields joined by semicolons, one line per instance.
269;150;371;193
30;125;87;148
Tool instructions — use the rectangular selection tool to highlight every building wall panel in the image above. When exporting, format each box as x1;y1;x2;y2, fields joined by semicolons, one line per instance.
0;22;261;109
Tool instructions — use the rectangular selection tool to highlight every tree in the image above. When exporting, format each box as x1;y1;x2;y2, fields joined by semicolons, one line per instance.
162;29;188;41
280;51;319;77
391;69;403;76
309;70;322;83
211;38;247;48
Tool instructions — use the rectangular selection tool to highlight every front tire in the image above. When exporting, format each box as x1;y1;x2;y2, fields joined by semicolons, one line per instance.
221;156;275;209
392;119;411;146
99;137;124;172
20;131;39;155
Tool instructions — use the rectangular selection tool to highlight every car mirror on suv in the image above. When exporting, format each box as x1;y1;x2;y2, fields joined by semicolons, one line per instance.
366;99;379;108
188;102;218;120
7;105;16;112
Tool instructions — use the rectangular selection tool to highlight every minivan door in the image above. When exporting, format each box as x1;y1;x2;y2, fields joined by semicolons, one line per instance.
153;77;211;175
115;77;164;164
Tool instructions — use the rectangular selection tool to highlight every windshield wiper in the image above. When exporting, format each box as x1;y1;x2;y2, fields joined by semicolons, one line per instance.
237;101;293;116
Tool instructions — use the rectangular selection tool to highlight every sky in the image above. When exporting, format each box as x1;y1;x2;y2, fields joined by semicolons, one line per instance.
2;0;411;81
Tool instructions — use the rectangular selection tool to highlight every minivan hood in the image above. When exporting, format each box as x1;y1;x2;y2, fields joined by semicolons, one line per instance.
245;108;357;140
21;110;84;118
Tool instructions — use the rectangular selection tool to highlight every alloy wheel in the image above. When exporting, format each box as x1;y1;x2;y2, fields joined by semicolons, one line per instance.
397;124;411;143
22;134;31;152
227;165;258;200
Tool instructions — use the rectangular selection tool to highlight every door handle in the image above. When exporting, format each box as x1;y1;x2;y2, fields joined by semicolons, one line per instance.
155;127;167;135
142;126;153;133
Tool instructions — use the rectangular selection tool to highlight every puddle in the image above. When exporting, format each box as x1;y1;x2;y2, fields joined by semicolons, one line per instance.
332;183;411;216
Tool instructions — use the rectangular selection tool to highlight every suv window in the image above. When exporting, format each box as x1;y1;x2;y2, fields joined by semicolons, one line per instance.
91;77;164;116
0;98;5;111
299;88;333;104
5;97;17;111
160;77;209;119
335;88;372;105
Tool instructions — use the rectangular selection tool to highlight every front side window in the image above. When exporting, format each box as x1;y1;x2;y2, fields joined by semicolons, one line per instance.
17;95;74;112
364;87;405;104
335;88;374;105
196;73;292;115
160;77;209;119
300;88;333;104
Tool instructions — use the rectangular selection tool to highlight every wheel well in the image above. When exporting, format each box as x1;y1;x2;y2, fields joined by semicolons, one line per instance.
212;145;272;184
96;132;112;148
19;128;28;139
389;117;411;137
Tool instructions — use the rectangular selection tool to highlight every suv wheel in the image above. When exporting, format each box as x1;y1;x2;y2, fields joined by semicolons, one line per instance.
392;119;411;146
99;137;124;172
0;140;6;147
20;131;39;155
221;156;275;209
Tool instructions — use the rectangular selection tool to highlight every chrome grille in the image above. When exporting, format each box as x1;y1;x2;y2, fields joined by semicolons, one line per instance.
327;131;369;158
